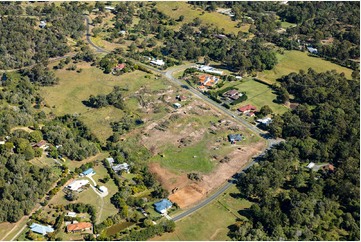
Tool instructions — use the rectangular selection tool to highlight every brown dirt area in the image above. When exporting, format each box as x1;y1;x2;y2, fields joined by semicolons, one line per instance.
151;141;265;208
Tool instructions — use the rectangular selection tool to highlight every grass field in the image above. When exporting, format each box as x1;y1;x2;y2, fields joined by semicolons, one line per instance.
155;2;249;34
152;186;252;241
41;63;170;142
218;77;289;115
148;109;260;174
258;50;353;84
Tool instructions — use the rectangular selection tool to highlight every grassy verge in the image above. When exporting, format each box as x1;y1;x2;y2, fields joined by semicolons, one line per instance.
151;186;252;241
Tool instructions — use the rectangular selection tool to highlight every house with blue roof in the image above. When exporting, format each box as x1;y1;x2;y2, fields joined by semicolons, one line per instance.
154;199;172;214
80;168;95;177
30;223;54;235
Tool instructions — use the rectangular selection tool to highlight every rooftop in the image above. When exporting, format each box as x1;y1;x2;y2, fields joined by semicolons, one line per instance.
67;222;92;232
154;199;172;213
30;223;54;235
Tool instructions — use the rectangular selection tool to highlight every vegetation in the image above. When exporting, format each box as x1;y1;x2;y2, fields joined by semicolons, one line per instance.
232;69;359;240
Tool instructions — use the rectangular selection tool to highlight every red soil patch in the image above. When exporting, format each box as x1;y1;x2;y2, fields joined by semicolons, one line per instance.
150;141;265;208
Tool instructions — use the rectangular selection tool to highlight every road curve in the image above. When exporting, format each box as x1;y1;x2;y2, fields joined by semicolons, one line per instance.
82;16;282;222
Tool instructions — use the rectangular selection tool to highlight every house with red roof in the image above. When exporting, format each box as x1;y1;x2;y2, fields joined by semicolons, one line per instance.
114;63;126;71
237;104;257;114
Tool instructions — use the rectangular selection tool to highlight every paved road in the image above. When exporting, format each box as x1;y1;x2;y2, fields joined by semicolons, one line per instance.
81;17;285;222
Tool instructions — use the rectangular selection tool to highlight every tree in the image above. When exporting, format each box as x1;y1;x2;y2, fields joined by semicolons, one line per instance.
29;130;43;143
258;105;273;117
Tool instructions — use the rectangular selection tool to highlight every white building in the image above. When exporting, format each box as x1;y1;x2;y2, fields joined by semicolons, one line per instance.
67;212;77;218
173;103;182;109
112;163;130;173
196;65;223;75
306;162;316;169
150;59;165;66
105;6;115;11
257;117;272;126
67;180;89;191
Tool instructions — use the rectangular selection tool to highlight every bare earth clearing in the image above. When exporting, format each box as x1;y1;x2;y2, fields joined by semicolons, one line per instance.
143;100;265;208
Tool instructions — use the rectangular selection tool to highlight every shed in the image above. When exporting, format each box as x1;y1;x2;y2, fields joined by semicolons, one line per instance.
81;168;95;176
306;162;315;169
173;103;182;109
106;157;115;165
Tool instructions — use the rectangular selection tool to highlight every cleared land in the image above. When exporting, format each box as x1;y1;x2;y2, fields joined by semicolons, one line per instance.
151;186;252;241
155;2;250;34
258;50;353;84
41;62;170;143
137;99;264;208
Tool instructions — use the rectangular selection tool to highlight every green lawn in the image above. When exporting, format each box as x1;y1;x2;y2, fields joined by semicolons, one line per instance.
152;186;252;241
47;161;118;224
219;78;289;115
155;2;249;34
258;50;353;84
41;63;170;143
280;21;297;28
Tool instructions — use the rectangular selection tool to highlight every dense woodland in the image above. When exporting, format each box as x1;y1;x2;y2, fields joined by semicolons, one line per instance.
230;70;359;240
0;2;87;70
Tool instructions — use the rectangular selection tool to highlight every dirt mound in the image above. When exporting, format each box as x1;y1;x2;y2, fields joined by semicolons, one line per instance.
148;163;188;191
169;183;206;208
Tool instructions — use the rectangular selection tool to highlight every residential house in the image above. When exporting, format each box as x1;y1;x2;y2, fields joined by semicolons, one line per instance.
112;163;130;173
257;117;272;126
106;157;115;166
150;59;165;66
322;164;335;173
67;212;77;218
223;89;240;100
67;222;93;233
173;103;182;109
307;47;318;54
196;65;224;75
228;134;243;144
154;199;172;214
214;34;227;39
246;112;255;117
118;30;126;35
114;63;126;72
80;168;95;177
30;223;54;236
34;140;47;149
66;180;89;191
198;74;220;88
306;162;315;169
237;104;257;114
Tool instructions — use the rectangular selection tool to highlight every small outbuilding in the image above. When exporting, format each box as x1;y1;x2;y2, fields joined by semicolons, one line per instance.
173;103;182;109
80;168;95;177
228;134;243;144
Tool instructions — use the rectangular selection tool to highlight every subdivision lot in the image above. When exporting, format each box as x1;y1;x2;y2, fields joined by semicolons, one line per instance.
155;2;250;34
258;50;353;84
151;186;252;241
41;62;170;143
137;99;264;208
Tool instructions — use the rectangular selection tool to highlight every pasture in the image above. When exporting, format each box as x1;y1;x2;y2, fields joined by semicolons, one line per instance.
155;2;249;34
41;62;170;143
258;50;353;84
